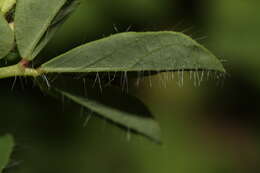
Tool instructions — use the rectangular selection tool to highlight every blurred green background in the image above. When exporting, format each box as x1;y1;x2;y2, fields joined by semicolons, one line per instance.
1;0;260;172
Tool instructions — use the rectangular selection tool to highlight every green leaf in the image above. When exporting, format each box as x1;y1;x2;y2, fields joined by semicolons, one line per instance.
37;76;161;143
59;89;161;143
0;0;16;14
41;31;225;73
31;0;80;59
0;134;14;173
0;13;14;59
51;0;80;26
15;0;67;60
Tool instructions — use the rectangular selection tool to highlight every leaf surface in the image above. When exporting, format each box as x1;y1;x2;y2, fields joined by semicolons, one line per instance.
15;0;67;60
0;13;13;59
31;0;80;59
0;134;14;173
41;32;225;73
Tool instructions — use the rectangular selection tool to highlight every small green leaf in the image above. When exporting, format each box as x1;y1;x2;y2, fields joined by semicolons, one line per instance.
60;89;160;142
0;134;14;173
0;13;14;59
0;0;16;14
41;31;225;73
51;0;80;26
39;77;161;143
15;0;67;60
32;0;80;59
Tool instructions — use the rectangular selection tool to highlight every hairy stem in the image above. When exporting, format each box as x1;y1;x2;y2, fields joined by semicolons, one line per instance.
0;63;42;79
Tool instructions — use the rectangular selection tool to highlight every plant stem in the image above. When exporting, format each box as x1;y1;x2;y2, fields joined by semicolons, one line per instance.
0;63;42;79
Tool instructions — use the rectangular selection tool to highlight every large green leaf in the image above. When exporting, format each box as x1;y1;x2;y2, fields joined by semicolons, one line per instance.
15;0;67;60
57;88;161;143
41;31;225;73
0;134;14;173
31;0;80;59
0;13;13;59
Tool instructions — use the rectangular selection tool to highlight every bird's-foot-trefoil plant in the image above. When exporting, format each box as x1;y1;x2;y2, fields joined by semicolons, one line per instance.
0;0;225;169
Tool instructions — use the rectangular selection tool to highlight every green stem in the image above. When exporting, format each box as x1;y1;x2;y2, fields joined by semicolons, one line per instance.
0;64;42;79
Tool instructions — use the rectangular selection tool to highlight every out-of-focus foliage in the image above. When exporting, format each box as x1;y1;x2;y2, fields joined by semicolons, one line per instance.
207;0;260;86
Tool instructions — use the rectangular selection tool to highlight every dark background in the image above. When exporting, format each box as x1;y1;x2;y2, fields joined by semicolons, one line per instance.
1;0;260;172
